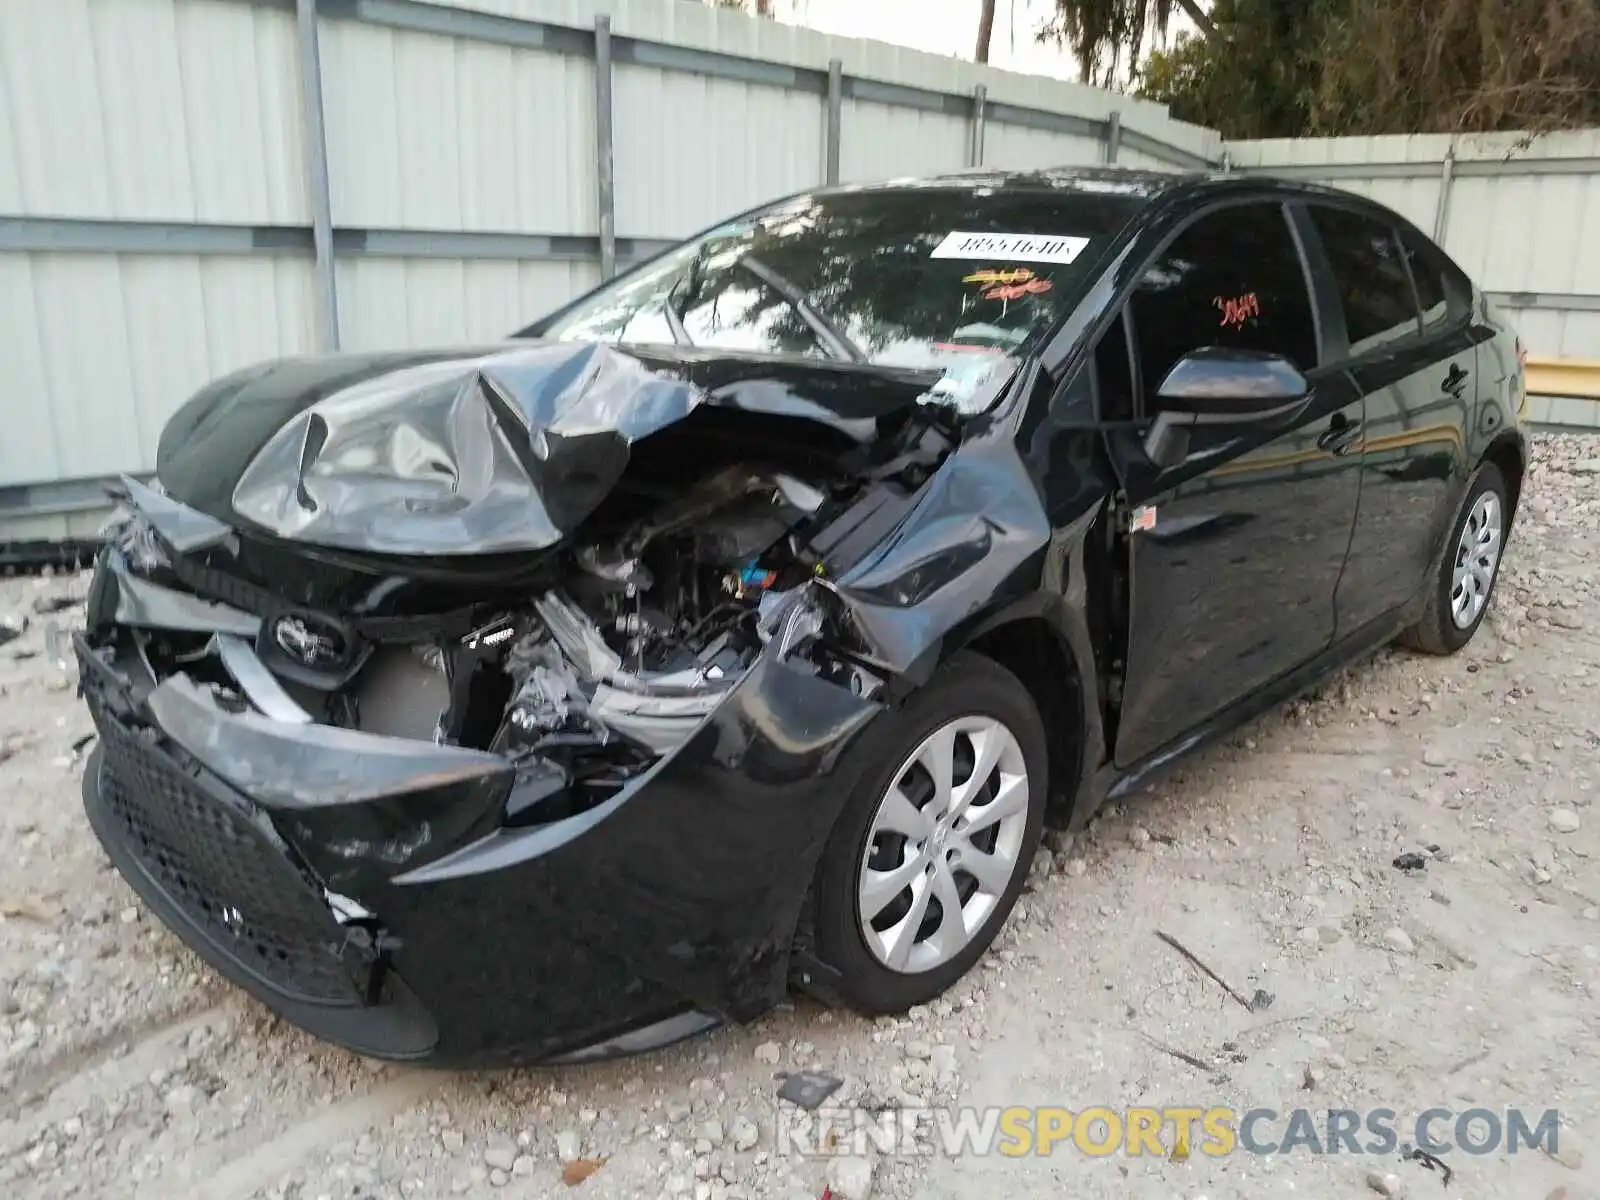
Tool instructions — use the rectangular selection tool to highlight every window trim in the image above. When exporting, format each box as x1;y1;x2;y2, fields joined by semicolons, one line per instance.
1088;306;1142;423
1396;222;1472;335
1282;202;1330;370
1288;202;1351;363
1394;223;1430;337
1121;303;1145;419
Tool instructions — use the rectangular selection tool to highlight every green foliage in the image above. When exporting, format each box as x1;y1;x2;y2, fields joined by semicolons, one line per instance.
1136;0;1331;137
1039;0;1187;87
1135;0;1600;137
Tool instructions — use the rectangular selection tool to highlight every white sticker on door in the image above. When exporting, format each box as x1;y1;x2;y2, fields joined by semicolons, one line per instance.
929;231;1091;264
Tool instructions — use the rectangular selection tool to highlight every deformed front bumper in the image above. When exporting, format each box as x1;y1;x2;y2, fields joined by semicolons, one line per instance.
76;609;883;1066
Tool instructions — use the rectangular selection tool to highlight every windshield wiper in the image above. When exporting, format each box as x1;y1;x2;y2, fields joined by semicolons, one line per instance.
660;242;714;348
661;280;694;347
737;256;865;364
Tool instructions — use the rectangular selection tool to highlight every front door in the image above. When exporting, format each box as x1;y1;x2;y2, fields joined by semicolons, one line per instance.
1103;200;1365;768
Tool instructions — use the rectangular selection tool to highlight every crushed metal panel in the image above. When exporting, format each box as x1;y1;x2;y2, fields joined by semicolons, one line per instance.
158;340;941;557
827;435;1053;676
146;673;512;811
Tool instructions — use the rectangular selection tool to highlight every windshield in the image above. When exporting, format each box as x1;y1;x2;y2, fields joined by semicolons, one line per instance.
533;186;1144;415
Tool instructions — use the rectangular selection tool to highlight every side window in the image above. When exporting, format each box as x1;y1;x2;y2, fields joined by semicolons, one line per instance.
1094;309;1136;421
1398;227;1466;333
1128;202;1318;399
1308;206;1420;355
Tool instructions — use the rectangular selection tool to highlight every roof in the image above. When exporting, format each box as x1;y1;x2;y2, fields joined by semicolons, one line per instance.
815;165;1388;207
818;165;1202;201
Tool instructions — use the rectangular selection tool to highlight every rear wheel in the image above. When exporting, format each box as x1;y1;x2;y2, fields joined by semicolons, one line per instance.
1399;462;1507;655
811;652;1047;1014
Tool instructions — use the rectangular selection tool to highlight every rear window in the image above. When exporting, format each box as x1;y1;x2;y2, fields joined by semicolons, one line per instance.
1308;206;1420;356
533;187;1146;414
1399;226;1468;333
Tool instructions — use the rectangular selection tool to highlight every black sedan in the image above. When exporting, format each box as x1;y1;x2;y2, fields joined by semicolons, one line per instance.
74;168;1526;1066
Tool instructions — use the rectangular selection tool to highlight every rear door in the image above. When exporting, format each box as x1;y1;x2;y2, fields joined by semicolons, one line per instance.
1298;204;1477;634
1103;198;1365;767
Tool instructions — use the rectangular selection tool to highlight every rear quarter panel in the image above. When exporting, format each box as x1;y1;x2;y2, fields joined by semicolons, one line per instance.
1471;290;1528;447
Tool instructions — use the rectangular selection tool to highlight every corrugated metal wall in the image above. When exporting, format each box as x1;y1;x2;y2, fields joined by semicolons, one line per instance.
0;0;1218;540
2;0;318;537
4;0;1596;542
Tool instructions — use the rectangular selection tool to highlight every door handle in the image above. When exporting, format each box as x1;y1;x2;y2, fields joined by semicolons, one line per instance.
1317;415;1363;456
1442;364;1470;398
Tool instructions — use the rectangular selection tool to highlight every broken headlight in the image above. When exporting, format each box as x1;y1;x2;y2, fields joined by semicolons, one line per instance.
99;502;170;576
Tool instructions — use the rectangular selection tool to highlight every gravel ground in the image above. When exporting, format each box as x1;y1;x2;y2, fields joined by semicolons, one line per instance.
2;432;1597;1200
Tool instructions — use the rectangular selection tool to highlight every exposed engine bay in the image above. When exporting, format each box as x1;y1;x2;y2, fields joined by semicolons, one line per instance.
415;443;936;822
97;344;958;828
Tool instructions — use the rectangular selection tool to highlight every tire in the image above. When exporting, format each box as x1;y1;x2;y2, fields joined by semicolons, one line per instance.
811;651;1048;1015
1398;462;1508;656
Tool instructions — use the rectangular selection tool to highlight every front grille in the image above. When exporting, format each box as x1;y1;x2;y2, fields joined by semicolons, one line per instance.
91;707;359;1004
165;547;277;617
164;547;482;645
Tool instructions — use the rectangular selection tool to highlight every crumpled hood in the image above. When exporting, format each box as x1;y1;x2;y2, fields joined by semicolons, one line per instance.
155;341;942;557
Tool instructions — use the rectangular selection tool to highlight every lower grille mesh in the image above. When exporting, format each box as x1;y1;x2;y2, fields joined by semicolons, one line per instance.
92;709;358;1004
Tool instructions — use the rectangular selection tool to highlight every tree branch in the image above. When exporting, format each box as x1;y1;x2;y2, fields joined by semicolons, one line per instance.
1174;0;1220;41
975;0;997;63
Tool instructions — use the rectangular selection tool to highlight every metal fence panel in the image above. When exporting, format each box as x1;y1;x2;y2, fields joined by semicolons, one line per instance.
0;253;63;489
1512;311;1600;360
983;122;1104;171
321;20;599;233
838;100;969;183
0;0;307;223
11;0;1590;532
1115;146;1188;172
0;250;316;487
334;255;598;348
1448;172;1600;299
613;65;825;238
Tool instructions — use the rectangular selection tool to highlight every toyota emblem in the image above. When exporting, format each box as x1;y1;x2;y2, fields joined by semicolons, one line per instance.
270;614;348;671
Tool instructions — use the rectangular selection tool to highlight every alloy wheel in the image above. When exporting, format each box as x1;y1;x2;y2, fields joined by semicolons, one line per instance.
856;715;1030;974
1450;490;1502;629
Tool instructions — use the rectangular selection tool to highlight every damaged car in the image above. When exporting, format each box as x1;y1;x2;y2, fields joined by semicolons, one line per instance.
74;169;1527;1066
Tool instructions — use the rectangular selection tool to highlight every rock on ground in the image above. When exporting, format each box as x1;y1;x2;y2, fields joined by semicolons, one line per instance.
825;1155;875;1199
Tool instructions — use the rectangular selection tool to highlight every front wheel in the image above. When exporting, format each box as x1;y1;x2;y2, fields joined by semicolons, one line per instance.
810;652;1048;1014
1399;462;1508;655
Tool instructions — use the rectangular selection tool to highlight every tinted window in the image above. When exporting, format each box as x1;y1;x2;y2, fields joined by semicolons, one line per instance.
1398;227;1460;332
1309;207;1420;355
1095;310;1136;421
536;188;1144;414
1129;202;1318;397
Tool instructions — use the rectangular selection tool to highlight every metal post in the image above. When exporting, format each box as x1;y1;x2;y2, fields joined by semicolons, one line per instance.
594;15;617;280
969;84;987;168
1105;110;1121;165
295;0;339;351
1433;144;1457;242
825;59;843;185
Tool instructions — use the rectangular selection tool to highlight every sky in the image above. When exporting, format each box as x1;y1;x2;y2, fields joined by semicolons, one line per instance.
778;0;1079;78
749;0;1195;85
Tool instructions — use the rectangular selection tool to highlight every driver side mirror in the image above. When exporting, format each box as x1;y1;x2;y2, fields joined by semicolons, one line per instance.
1142;347;1311;469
